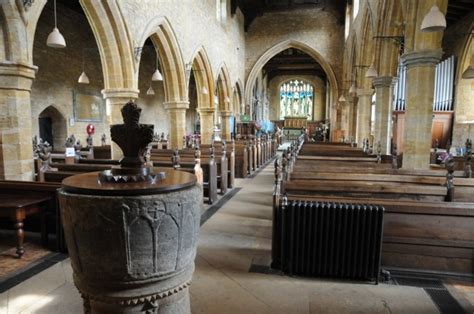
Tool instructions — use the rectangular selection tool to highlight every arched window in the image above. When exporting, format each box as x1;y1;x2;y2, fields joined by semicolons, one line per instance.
280;80;314;120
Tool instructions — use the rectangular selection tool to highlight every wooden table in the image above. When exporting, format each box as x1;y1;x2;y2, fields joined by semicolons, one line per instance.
0;193;53;258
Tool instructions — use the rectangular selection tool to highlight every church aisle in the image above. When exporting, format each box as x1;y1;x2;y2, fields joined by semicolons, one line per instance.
0;163;441;314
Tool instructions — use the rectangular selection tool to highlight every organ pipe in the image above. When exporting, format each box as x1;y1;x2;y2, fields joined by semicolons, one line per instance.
394;56;455;112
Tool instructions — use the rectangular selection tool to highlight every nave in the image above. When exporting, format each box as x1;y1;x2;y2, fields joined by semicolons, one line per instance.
2;159;462;314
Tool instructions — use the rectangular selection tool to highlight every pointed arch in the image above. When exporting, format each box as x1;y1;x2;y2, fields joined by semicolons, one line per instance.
245;40;338;113
357;8;375;89
346;32;358;87
188;46;215;109
233;79;244;115
375;0;404;76
137;17;187;103
80;0;135;91
38;105;67;149
216;63;232;112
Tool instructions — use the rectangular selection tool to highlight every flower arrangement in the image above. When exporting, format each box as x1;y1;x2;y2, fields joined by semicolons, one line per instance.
437;151;452;164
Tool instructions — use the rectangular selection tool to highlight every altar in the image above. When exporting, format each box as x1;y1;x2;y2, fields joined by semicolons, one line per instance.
283;116;308;129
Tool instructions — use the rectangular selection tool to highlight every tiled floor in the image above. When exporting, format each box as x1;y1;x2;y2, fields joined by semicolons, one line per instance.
0;163;471;313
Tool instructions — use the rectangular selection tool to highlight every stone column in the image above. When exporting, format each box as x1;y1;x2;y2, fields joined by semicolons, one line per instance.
165;101;189;149
198;108;214;145
340;103;349;141
356;89;374;147
401;50;442;169
349;97;358;142
0;62;37;180
373;76;396;154
102;89;139;160
220;110;232;141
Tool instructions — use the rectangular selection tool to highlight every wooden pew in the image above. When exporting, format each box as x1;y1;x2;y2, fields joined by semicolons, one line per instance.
151;148;227;194
272;141;474;276
201;141;235;188
234;142;249;178
150;152;217;205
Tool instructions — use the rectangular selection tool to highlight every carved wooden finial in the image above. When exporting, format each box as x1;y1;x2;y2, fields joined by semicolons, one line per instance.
446;154;455;201
464;138;472;178
110;101;154;168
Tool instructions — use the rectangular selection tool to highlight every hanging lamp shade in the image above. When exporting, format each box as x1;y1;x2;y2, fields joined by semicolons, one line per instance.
421;5;446;32
224;96;231;103
365;65;378;78
146;85;155;95
338;94;346;102
349;83;357;95
47;27;66;48
78;71;90;84
47;0;66;48
462;65;474;79
152;69;163;81
200;87;209;95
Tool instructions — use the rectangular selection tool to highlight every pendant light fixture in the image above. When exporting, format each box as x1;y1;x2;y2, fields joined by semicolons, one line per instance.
78;72;90;84
146;83;155;95
47;0;66;48
151;54;163;81
338;94;346;102
78;49;89;84
349;82;357;95
200;86;209;95
365;64;378;79
421;4;446;32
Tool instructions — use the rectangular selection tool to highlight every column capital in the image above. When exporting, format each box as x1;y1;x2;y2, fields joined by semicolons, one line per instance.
164;101;189;111
356;88;374;97
101;88;139;101
0;61;37;91
373;76;397;88
401;49;443;68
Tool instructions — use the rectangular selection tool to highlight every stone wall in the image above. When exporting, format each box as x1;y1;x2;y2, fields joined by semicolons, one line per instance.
245;7;344;90
118;0;246;97
137;46;169;136
30;1;107;149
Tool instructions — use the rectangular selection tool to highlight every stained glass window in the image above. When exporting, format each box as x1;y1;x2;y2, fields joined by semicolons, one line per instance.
279;80;314;120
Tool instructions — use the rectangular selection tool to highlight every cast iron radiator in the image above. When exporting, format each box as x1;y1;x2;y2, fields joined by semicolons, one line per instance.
272;199;384;283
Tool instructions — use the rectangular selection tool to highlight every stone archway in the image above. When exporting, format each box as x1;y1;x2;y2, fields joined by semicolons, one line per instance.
188;47;215;144
135;17;188;149
216;64;233;141
355;8;376;146
38;105;67;150
245;40;338;119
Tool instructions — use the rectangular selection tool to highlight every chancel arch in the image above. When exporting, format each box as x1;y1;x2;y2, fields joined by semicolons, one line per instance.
245;40;338;123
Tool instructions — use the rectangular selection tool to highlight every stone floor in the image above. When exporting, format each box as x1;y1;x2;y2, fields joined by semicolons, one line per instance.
0;163;472;313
